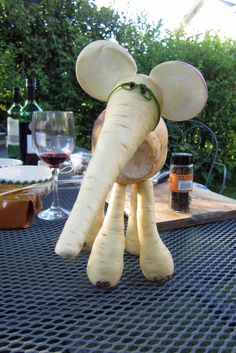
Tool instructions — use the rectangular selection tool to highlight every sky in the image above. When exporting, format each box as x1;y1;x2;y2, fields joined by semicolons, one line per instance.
94;0;236;39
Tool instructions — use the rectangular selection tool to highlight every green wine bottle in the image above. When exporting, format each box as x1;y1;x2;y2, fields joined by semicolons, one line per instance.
7;87;22;159
19;78;42;165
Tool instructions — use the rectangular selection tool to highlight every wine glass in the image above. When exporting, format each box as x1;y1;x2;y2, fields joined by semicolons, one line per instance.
32;111;75;220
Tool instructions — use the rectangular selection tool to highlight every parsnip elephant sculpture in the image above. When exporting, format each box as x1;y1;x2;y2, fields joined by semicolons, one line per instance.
55;40;208;288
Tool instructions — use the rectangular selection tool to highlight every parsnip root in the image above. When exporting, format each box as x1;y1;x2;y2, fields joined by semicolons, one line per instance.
137;179;174;283
87;183;126;288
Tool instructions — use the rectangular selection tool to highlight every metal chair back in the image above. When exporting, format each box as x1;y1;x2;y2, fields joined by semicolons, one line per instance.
165;119;227;194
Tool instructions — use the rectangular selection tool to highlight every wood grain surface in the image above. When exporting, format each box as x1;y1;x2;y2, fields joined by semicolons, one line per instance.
125;181;236;231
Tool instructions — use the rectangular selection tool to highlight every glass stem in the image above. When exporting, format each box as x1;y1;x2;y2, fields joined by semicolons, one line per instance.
51;168;60;209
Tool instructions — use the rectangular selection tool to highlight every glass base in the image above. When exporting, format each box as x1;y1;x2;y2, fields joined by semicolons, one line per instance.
37;206;70;221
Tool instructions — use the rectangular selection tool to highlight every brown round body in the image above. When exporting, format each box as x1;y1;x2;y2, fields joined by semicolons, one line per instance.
92;110;168;185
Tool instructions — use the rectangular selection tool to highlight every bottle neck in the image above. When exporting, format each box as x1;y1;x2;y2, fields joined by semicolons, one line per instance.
26;86;36;101
13;88;21;104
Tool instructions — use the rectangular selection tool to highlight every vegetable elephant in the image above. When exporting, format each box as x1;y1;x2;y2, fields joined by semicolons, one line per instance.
55;40;208;288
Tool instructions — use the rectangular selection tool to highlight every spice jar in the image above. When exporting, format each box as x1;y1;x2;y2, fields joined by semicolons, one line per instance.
169;153;193;213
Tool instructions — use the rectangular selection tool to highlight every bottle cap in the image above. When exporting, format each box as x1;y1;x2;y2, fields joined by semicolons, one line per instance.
171;152;193;165
26;78;37;88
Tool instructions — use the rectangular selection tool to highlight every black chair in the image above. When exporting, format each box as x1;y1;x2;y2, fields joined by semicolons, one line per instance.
157;119;227;194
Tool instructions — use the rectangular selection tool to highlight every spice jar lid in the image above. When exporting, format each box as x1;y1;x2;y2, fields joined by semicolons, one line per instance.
170;152;193;165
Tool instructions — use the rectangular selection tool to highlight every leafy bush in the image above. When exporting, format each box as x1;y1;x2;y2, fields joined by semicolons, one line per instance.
0;0;235;187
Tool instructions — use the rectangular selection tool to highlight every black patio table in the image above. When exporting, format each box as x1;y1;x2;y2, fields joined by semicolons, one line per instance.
0;186;235;353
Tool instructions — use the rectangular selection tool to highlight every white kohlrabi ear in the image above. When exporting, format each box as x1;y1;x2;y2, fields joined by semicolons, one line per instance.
149;61;208;121
75;40;138;102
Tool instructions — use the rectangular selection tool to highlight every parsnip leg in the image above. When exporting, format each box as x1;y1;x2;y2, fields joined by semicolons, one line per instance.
137;179;174;283
87;183;126;288
125;184;139;256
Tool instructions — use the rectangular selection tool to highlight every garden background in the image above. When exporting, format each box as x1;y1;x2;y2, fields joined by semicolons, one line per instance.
0;0;235;194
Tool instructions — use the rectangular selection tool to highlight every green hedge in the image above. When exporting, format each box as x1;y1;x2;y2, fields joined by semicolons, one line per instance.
0;0;235;187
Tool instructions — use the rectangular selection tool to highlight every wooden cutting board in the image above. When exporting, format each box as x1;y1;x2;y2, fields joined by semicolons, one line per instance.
125;181;236;231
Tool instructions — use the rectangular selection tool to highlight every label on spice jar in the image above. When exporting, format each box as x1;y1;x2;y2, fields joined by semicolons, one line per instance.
169;172;193;192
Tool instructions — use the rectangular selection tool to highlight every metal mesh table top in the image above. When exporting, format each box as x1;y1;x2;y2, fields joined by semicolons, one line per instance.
0;187;236;353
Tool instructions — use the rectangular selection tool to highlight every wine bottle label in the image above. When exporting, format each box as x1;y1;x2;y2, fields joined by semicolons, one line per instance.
27;134;35;154
19;122;37;162
169;172;193;192
7;117;19;145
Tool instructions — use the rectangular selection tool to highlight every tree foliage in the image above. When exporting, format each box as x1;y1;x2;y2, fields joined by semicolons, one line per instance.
0;0;235;185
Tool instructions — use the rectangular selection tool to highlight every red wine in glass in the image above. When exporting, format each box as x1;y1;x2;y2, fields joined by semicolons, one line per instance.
32;111;75;221
40;152;69;168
